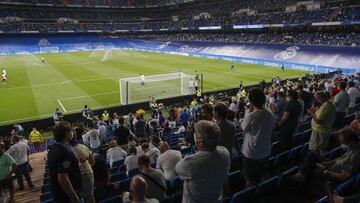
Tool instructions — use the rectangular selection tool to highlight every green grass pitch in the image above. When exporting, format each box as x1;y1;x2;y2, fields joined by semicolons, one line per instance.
0;50;310;125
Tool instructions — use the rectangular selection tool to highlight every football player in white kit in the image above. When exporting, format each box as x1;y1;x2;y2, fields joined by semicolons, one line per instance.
2;70;7;84
140;73;145;87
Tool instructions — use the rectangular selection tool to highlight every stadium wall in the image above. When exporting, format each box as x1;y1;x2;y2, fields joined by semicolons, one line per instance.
0;34;359;73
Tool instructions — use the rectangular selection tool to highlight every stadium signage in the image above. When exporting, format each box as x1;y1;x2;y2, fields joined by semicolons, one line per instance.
233;24;264;29
198;26;221;30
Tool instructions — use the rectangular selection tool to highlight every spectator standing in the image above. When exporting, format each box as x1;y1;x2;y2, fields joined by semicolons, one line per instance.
200;103;213;121
114;117;133;147
0;143;17;203
138;155;167;202
83;129;101;153
53;108;63;125
71;140;96;203
277;90;302;151
7;135;34;191
47;122;81;203
213;103;235;155
29;128;43;153
240;88;275;187
308;92;336;154
135;114;147;138
156;142;182;181
106;140;127;168
102;110;110;125
333;82;350;129
176;120;231;203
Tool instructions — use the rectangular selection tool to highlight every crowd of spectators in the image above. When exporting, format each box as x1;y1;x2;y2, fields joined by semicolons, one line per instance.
152;32;360;47
1;70;360;202
0;0;359;37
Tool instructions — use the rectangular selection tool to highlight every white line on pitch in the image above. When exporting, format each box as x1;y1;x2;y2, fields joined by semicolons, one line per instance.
57;99;67;113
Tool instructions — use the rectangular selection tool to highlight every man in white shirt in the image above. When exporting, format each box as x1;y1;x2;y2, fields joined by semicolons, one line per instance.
240;88;275;187
142;143;160;164
7;135;34;190
156;142;182;181
347;81;360;112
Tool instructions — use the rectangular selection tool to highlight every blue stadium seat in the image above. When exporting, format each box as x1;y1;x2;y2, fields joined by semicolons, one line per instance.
272;151;289;167
229;186;256;203
301;129;312;143
255;176;279;197
43;177;50;185
41;185;51;193
301;143;309;156
99;195;122;203
278;166;299;187
315;196;327;203
40;192;53;202
228;170;242;193
292;132;303;146
328;147;345;160
271;141;281;156
111;160;124;169
230;156;243;172
128;168;139;178
118;178;131;191
335;175;358;195
288;145;303;161
180;147;192;156
110;172;127;182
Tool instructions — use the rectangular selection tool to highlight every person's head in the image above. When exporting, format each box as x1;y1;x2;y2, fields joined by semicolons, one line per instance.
194;120;220;151
104;110;107;114
129;144;137;155
84;105;88;109
314;91;329;104
287;90;298;101
11;135;20;144
337;127;359;147
213;102;228;121
297;84;304;91
277;91;286;101
32;127;37;131
0;143;5;156
200;103;213;121
348;81;355;88
109;140;118;148
130;176;148;201
138;155;150;171
55;108;59;112
159;142;169;153
339;81;347;91
53;121;73;142
248;88;266;108
141;143;150;153
93;158;110;186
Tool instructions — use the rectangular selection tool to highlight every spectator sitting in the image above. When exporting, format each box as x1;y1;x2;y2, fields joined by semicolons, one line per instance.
93;158;122;202
176;120;231;203
124;144;139;176
178;121;196;149
296;127;360;188
106;140;128;168
122;176;159;203
308;91;336;154
174;122;186;135
156;142;182;181
141;143;160;165
29;128;43;153
137;155;167;201
213;102;235;156
240;88;275;187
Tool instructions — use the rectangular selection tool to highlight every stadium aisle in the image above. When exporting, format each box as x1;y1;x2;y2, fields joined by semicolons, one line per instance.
13;152;45;203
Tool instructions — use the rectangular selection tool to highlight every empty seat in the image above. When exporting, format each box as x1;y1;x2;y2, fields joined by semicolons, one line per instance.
273;151;289;167
256;176;279;197
271;141;281;156
99;195;122;203
288;145;303;161
292;132;303;146
228;170;242;194
278;166;299;187
111;172;127;182
111;159;124;169
128;168;140;178
315;196;327;203
229;186;256;203
301;143;309;156
118;178;131;191
40;192;53;202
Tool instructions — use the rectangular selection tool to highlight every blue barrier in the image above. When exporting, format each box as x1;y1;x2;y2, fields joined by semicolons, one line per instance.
0;34;359;73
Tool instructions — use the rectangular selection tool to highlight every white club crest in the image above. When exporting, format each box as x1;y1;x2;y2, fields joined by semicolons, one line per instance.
274;46;300;60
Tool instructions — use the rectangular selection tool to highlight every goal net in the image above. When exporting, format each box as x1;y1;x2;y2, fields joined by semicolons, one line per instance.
119;72;193;105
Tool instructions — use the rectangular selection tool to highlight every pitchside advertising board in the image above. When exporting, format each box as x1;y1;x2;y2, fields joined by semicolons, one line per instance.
0;35;359;73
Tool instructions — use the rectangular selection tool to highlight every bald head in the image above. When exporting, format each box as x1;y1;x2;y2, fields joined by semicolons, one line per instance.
131;176;148;201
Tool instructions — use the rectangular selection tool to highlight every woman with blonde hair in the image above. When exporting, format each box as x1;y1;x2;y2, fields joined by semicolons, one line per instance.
106;140;127;168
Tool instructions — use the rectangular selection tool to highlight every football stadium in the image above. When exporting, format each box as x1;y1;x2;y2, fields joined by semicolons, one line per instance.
0;0;359;203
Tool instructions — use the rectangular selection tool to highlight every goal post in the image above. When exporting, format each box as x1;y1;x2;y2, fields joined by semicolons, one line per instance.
119;72;194;105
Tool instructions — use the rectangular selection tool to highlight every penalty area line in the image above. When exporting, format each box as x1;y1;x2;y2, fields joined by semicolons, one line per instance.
57;99;67;113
